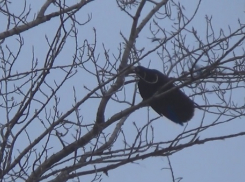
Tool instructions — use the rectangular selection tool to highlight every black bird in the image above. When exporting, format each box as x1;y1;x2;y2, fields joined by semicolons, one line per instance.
134;66;194;125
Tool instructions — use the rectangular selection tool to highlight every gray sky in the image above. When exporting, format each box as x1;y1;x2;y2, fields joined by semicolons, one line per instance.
1;0;245;181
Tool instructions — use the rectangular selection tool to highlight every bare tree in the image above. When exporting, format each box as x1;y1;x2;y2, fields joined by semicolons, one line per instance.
0;0;244;181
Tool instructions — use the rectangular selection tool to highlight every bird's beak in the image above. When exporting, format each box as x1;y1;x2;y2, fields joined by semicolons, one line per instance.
127;66;137;74
133;66;138;73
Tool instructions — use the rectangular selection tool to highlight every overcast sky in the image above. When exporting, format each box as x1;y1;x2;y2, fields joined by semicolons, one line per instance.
1;0;245;182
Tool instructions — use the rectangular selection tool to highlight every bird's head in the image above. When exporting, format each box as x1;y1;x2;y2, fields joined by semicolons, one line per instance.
134;66;159;84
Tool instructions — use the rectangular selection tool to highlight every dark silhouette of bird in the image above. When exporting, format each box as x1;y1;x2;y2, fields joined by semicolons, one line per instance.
134;66;194;125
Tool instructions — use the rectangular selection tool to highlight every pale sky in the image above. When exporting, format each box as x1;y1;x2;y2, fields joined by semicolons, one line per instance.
1;0;245;182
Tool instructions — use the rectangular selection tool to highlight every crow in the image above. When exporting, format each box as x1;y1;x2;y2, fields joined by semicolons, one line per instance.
134;66;194;125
